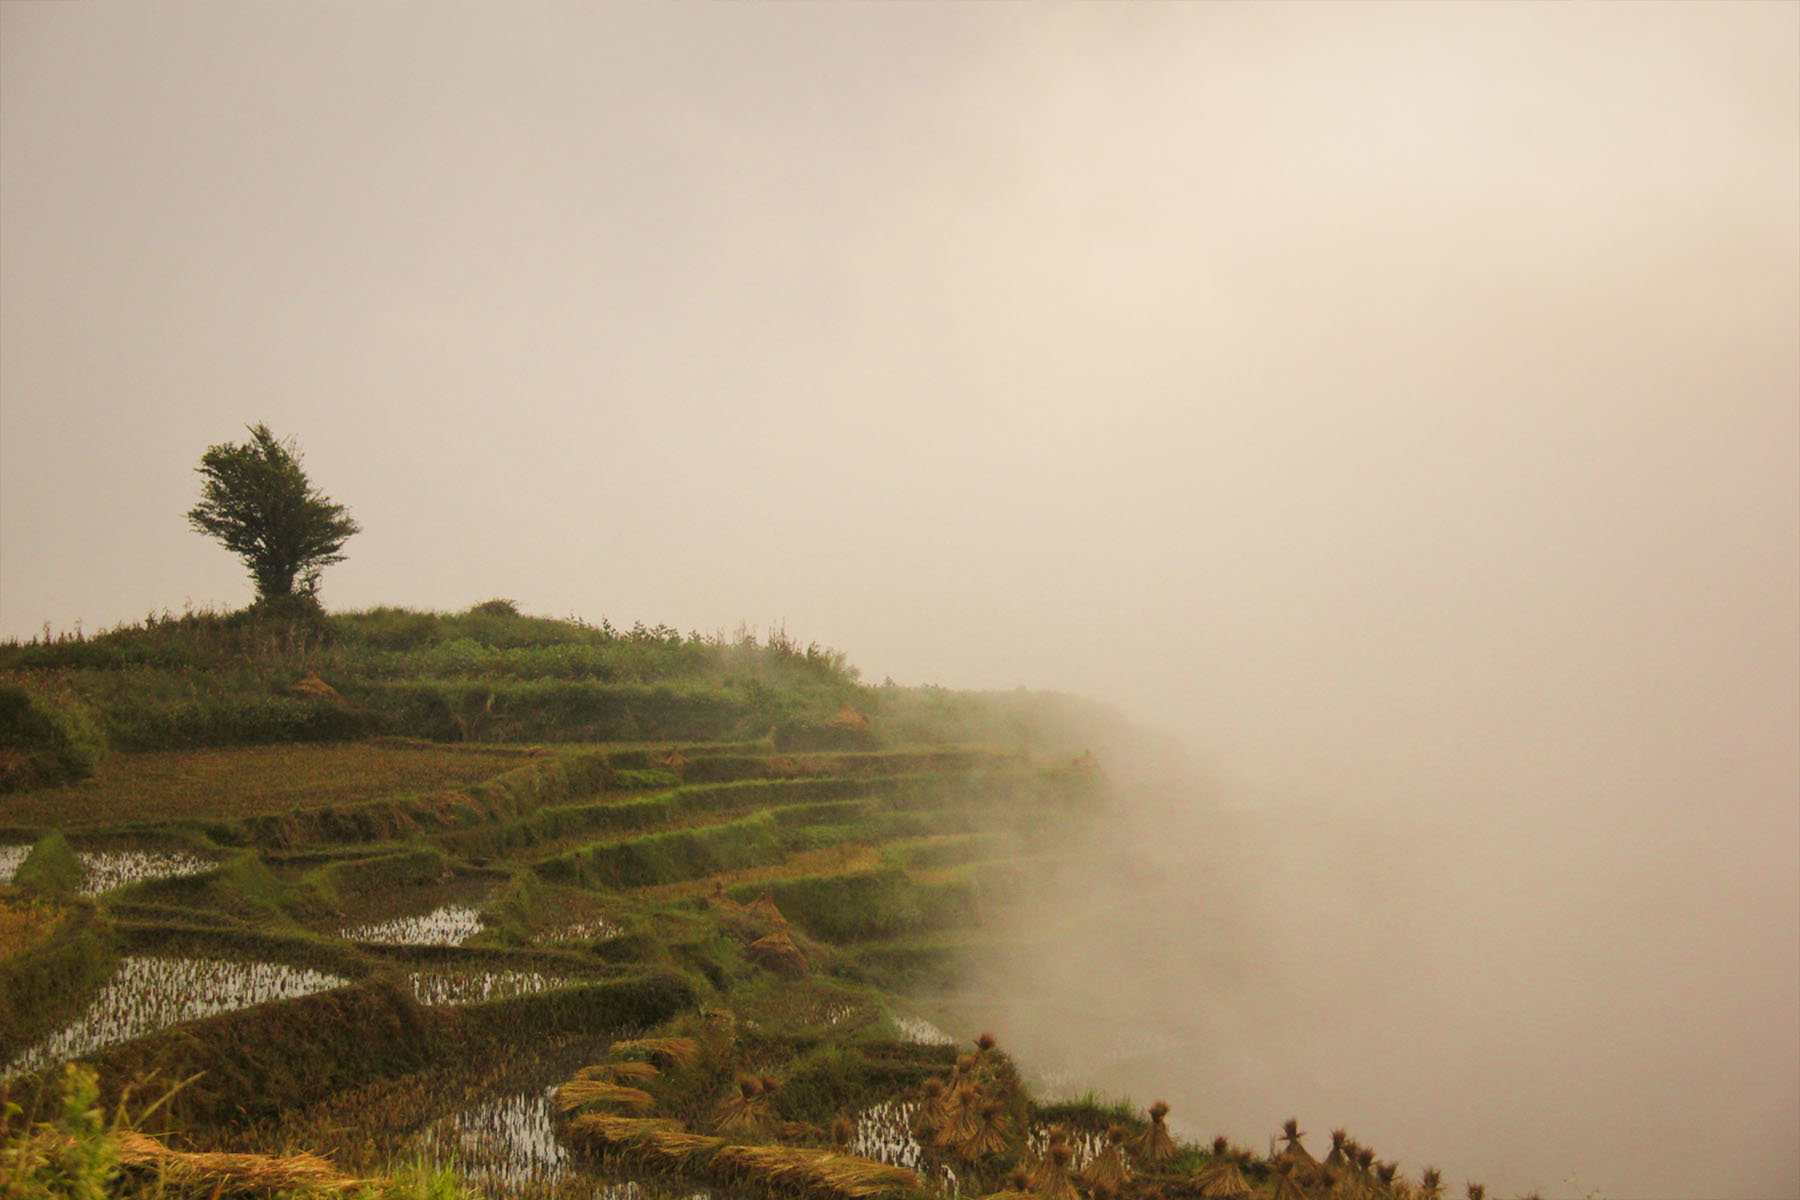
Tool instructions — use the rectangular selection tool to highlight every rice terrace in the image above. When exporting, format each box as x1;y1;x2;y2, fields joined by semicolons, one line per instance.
2;600;1498;1200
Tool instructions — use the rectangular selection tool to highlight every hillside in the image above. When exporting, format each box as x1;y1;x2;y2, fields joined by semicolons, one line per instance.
0;603;1471;1200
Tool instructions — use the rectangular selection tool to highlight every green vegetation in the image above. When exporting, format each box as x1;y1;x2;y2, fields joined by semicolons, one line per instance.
0;601;1489;1200
187;423;360;603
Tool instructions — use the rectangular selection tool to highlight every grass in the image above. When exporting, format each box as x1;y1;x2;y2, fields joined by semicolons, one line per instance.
0;600;1504;1200
0;741;527;829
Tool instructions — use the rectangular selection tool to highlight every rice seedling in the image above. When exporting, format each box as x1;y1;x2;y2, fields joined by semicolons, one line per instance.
1078;1126;1130;1190
533;916;623;944
341;904;484;946
411;1086;575;1193
402;969;571;1006
2;955;346;1079
1125;1100;1176;1168
889;1014;954;1045
846;1099;929;1174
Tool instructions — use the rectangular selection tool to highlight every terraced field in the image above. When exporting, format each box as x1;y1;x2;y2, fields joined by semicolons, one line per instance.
1;737;1148;1199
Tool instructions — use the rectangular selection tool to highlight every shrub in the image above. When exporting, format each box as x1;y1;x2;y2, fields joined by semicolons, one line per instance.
0;684;106;791
12;831;84;896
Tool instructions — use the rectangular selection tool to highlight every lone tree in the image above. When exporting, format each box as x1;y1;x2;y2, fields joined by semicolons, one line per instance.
187;423;360;602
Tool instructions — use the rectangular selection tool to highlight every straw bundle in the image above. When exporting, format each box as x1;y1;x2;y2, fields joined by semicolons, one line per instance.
1324;1130;1351;1175
1194;1140;1255;1200
747;892;789;926
113;1130;359;1193
934;1080;986;1148
714;1075;774;1132
564;1114;683;1158
1127;1100;1178;1168
1275;1118;1316;1174
553;1079;655;1113
577;1060;661;1084
912;1078;950;1139
750;930;809;976
1029;1139;1080;1200
1270;1159;1309;1200
1080;1126;1132;1191
831;1115;856;1148
609;1035;701;1069
640;1128;729;1171
709;1143;921;1199
958;1098;1012;1160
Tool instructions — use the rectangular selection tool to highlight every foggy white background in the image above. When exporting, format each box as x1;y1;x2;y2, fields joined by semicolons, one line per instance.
3;5;1795;1198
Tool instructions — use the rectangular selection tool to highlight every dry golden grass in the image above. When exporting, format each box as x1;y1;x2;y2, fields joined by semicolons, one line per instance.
0;893;61;961
633;845;884;900
551;1079;655;1113
0;741;528;826
608;1035;701;1070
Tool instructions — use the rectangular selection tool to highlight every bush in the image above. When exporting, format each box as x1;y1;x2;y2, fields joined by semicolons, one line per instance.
0;684;106;791
13;831;84;895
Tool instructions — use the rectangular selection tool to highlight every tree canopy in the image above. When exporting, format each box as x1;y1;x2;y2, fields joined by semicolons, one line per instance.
187;423;360;602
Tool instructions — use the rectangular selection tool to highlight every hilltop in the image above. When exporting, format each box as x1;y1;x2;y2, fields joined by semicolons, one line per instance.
0;602;1477;1200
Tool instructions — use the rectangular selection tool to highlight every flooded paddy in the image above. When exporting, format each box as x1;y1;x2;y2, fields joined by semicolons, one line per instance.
890;1013;956;1045
341;903;484;945
848;1099;962;1195
532;916;622;944
2;955;346;1079
401;969;573;1006
0;846;215;893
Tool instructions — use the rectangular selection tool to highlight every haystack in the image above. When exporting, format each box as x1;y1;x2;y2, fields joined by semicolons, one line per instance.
912;1078;950;1139
1197;1149;1254;1200
1274;1117;1316;1175
1417;1167;1444;1200
750;929;808;976
958;1099;1011;1160
746;892;789;926
826;705;869;732
1270;1160;1309;1200
1028;1140;1080;1200
1127;1100;1178;1168
289;672;341;703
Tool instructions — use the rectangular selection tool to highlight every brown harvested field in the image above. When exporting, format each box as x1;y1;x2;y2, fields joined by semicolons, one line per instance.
0;741;534;828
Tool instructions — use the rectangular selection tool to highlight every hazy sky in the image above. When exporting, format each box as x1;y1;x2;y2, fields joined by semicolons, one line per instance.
2;4;1796;1197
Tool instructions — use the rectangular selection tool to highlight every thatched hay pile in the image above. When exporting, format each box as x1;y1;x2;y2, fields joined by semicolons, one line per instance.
1127;1100;1177;1168
750;930;808;976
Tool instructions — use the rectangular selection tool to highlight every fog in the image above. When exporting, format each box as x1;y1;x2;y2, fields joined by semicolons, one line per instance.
2;5;1796;1197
